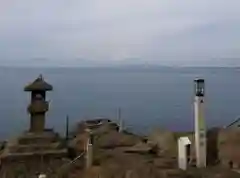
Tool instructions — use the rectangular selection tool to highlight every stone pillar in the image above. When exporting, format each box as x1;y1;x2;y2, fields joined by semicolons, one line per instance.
24;75;53;133
30;114;45;132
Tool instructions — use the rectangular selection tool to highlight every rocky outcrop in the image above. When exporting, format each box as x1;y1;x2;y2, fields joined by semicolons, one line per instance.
65;120;240;178
147;129;177;156
96;131;141;149
218;128;240;168
69;118;120;154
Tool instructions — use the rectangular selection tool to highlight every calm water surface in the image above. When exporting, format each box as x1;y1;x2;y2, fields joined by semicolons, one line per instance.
0;67;239;139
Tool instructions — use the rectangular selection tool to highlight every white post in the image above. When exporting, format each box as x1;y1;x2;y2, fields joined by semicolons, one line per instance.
38;174;46;178
194;79;207;168
118;108;124;132
119;118;124;133
178;137;191;170
86;141;93;169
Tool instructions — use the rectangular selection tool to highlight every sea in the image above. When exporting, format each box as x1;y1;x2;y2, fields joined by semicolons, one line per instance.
0;66;240;140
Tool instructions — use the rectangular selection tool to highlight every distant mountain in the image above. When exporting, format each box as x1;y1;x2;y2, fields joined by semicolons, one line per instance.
0;57;240;68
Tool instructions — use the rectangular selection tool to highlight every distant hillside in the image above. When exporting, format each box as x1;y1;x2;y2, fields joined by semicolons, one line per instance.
1;58;240;68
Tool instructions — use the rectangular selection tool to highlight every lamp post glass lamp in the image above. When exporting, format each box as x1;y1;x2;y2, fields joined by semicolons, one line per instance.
194;79;206;168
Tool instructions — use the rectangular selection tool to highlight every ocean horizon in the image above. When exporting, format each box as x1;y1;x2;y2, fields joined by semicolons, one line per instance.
0;66;239;140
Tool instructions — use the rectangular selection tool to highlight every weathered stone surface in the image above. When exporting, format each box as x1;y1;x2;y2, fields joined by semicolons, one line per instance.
70;132;89;153
147;129;177;156
123;142;152;154
218;128;240;168
24;75;53;91
96;131;141;149
68;124;240;178
0;156;69;178
153;158;177;169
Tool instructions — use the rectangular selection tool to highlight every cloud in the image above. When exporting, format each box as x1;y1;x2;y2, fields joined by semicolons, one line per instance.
0;0;240;65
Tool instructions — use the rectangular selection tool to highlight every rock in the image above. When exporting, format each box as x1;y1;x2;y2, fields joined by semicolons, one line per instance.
123;142;152;154
147;129;177;156
96;131;141;149
153;159;173;169
164;169;184;178
207;128;221;164
218;128;240;168
69;132;89;153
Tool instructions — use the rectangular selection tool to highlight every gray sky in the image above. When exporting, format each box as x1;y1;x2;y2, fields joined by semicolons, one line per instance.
0;0;240;66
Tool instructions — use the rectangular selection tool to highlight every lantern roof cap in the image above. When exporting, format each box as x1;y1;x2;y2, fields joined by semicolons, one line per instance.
24;75;53;91
194;78;204;83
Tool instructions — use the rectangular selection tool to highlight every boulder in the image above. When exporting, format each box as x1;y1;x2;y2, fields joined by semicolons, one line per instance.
124;142;152;154
96;131;141;149
218;128;240;168
147;129;177;156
